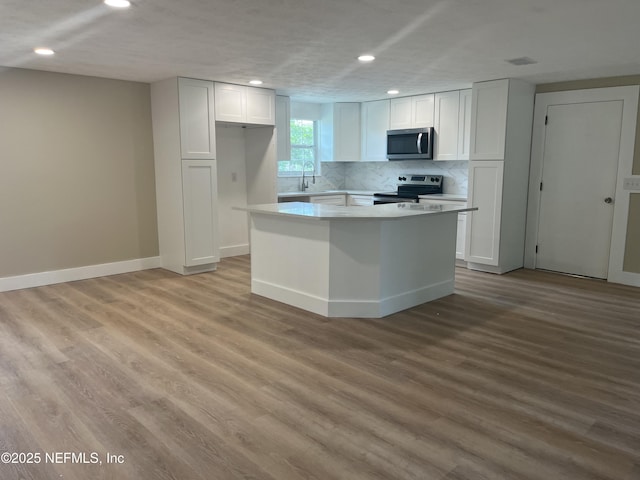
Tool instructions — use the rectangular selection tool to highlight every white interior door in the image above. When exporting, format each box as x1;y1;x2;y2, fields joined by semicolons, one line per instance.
536;100;623;278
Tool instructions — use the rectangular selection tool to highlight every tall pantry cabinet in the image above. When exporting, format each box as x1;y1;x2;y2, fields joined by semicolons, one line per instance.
465;79;535;274
151;77;220;275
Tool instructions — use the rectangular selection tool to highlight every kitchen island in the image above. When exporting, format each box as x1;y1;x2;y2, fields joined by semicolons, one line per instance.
238;202;475;318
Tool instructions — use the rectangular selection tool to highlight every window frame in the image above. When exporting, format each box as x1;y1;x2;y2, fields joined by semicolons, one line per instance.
277;118;320;178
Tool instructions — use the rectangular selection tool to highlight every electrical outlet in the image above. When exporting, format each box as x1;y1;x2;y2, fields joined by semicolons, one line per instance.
623;177;640;191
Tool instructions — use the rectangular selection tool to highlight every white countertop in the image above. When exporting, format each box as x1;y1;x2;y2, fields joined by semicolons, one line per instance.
238;202;475;220
418;193;468;201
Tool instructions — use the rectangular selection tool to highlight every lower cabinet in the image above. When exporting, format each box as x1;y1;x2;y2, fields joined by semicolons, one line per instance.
182;160;220;266
419;198;468;260
310;194;347;206
348;194;374;206
465;161;503;267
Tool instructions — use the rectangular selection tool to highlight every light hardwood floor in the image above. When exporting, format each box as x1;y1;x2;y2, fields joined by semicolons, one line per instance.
0;256;639;480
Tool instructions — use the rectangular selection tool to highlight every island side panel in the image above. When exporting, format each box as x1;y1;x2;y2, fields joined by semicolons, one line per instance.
378;213;457;316
249;214;331;316
327;220;384;317
325;212;458;318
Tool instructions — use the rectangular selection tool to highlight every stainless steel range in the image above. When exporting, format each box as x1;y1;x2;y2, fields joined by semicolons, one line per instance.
373;174;443;204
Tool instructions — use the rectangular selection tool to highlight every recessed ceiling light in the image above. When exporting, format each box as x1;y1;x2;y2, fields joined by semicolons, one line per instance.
358;54;375;62
249;79;263;85
104;0;131;8
387;89;399;95
34;48;55;56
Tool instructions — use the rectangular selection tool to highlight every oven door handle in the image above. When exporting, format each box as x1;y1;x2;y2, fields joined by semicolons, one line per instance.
417;133;423;154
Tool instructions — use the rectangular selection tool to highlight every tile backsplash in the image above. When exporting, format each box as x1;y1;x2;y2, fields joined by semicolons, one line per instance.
277;161;469;195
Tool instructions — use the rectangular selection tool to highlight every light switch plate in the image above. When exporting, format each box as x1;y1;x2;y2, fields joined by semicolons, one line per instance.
623;177;640;191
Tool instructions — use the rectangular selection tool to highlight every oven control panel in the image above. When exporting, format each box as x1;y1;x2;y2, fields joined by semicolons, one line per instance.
397;174;442;185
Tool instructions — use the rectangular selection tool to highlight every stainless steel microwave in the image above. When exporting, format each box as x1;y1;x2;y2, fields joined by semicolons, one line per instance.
387;127;434;160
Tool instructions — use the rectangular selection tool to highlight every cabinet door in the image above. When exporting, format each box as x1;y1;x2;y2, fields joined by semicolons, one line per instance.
348;194;374;206
456;213;467;260
182;160;219;266
465;161;503;265
470;79;508;160
457;89;473;160
246;88;275;125
214;83;246;123
361;100;390;161
434;91;460;161
178;78;216;159
310;194;346;206
333;103;361;161
412;94;435;128
389;97;413;130
275;96;291;161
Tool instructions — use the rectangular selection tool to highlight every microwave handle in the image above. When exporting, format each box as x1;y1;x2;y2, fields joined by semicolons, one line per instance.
417;133;423;154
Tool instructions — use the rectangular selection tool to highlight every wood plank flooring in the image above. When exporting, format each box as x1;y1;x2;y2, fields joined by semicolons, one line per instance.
0;255;639;480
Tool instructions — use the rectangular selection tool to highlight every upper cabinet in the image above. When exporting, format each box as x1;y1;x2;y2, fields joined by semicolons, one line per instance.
178;78;216;160
433;89;472;161
469;79;509;160
360;99;390;162
214;82;275;126
457;89;473;160
275;95;291;161
319;103;361;162
434;91;460;161
389;94;435;130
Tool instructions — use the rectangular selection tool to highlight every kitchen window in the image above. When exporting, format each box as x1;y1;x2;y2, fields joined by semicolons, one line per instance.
278;119;319;177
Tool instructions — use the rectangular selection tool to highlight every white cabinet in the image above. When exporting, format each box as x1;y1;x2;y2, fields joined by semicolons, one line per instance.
214;82;275;125
178;78;216;159
319;103;361;162
310;194;346;206
182;160;220;266
389;94;435;130
389;97;412;130
465;79;535;273
413;94;436;128
348;194;374;206
433;89;472;161
275;95;291;161
361;100;390;161
434;91;460;161
246;87;275;125
151;77;220;275
465;161;503;266
419;199;468;259
457;89;473;160
469;79;509;160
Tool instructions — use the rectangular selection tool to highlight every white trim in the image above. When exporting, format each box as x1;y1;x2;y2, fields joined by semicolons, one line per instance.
252;278;454;318
220;244;250;258
525;85;640;287
0;256;162;293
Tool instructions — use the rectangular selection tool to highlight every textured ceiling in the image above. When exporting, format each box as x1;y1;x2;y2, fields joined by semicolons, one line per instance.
2;0;640;102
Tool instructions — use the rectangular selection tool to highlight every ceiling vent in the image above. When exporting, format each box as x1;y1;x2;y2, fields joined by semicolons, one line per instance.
506;56;538;66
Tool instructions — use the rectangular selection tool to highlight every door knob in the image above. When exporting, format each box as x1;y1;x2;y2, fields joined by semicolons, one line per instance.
604;197;613;204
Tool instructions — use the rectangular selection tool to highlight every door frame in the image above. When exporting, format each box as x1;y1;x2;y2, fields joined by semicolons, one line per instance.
524;86;639;285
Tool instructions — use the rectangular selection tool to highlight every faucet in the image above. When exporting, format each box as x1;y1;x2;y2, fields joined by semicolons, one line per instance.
300;161;316;192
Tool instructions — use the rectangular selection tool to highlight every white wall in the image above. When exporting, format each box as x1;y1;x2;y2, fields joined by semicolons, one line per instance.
216;125;250;257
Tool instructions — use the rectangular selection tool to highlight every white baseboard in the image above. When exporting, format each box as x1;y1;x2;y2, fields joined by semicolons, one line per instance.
0;256;162;293
220;244;250;258
608;270;640;288
252;278;455;318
